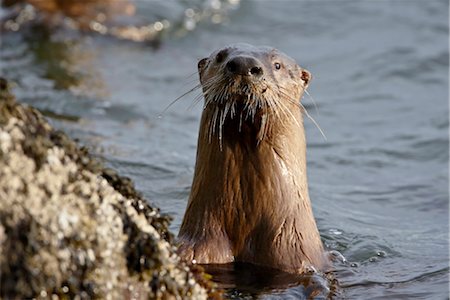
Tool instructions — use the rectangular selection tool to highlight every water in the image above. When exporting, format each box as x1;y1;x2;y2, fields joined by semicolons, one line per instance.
1;0;449;299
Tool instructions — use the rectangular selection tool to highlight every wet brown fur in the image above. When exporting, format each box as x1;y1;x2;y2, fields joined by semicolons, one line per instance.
178;44;328;273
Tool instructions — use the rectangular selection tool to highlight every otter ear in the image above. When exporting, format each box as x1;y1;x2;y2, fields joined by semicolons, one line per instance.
300;68;312;88
198;58;208;82
198;58;208;71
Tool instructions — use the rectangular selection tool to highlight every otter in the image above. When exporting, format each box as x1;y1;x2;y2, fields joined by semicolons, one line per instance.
178;43;328;274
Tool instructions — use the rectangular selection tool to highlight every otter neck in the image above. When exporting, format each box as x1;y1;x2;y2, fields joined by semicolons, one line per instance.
180;100;325;271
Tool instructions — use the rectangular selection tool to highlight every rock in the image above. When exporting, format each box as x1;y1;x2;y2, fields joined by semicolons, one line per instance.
0;78;220;299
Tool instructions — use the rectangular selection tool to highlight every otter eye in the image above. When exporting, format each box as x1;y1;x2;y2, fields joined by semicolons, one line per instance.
274;62;281;70
216;50;227;63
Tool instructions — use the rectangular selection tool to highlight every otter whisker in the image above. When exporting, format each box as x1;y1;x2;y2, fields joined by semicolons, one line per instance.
230;101;236;119
218;99;234;150
265;93;281;123
160;83;202;117
212;104;220;133
304;89;319;115
260;112;271;143
218;108;224;150
278;88;327;140
175;73;219;115
216;84;229;105
300;101;327;140
180;71;203;89
256;96;271;143
188;91;208;110
273;89;301;129
270;98;291;129
208;110;214;142
187;75;224;111
239;109;244;132
257;113;267;143
208;105;220;143
251;94;257;123
203;80;221;97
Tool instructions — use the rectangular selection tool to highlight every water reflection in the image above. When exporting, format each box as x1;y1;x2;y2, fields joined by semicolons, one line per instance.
1;0;241;42
203;263;339;299
0;24;106;103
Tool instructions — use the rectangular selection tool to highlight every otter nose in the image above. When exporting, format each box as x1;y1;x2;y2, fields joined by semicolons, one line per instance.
226;56;264;77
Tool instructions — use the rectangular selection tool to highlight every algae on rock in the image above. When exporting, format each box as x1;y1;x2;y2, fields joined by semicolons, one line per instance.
0;78;214;299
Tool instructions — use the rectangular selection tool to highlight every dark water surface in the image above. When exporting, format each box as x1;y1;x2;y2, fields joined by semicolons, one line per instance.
1;0;449;299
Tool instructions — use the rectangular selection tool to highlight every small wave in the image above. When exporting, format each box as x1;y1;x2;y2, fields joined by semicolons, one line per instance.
341;266;449;289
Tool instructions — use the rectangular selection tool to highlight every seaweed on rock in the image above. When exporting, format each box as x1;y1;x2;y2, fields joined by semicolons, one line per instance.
0;78;219;299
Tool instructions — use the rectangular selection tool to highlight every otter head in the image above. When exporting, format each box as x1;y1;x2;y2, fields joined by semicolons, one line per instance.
197;43;312;143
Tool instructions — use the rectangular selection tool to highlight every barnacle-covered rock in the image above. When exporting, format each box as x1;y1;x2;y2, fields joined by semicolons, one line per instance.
0;78;219;299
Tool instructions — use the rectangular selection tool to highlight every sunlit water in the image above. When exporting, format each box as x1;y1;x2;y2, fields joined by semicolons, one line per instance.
1;0;448;299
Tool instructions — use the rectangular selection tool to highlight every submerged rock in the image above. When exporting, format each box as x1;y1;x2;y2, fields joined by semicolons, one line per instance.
0;78;218;299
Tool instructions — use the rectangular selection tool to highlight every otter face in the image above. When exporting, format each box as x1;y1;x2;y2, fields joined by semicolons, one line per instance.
198;43;311;103
197;43;312;142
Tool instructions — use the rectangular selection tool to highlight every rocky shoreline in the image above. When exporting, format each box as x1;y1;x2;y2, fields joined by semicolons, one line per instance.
0;78;219;299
